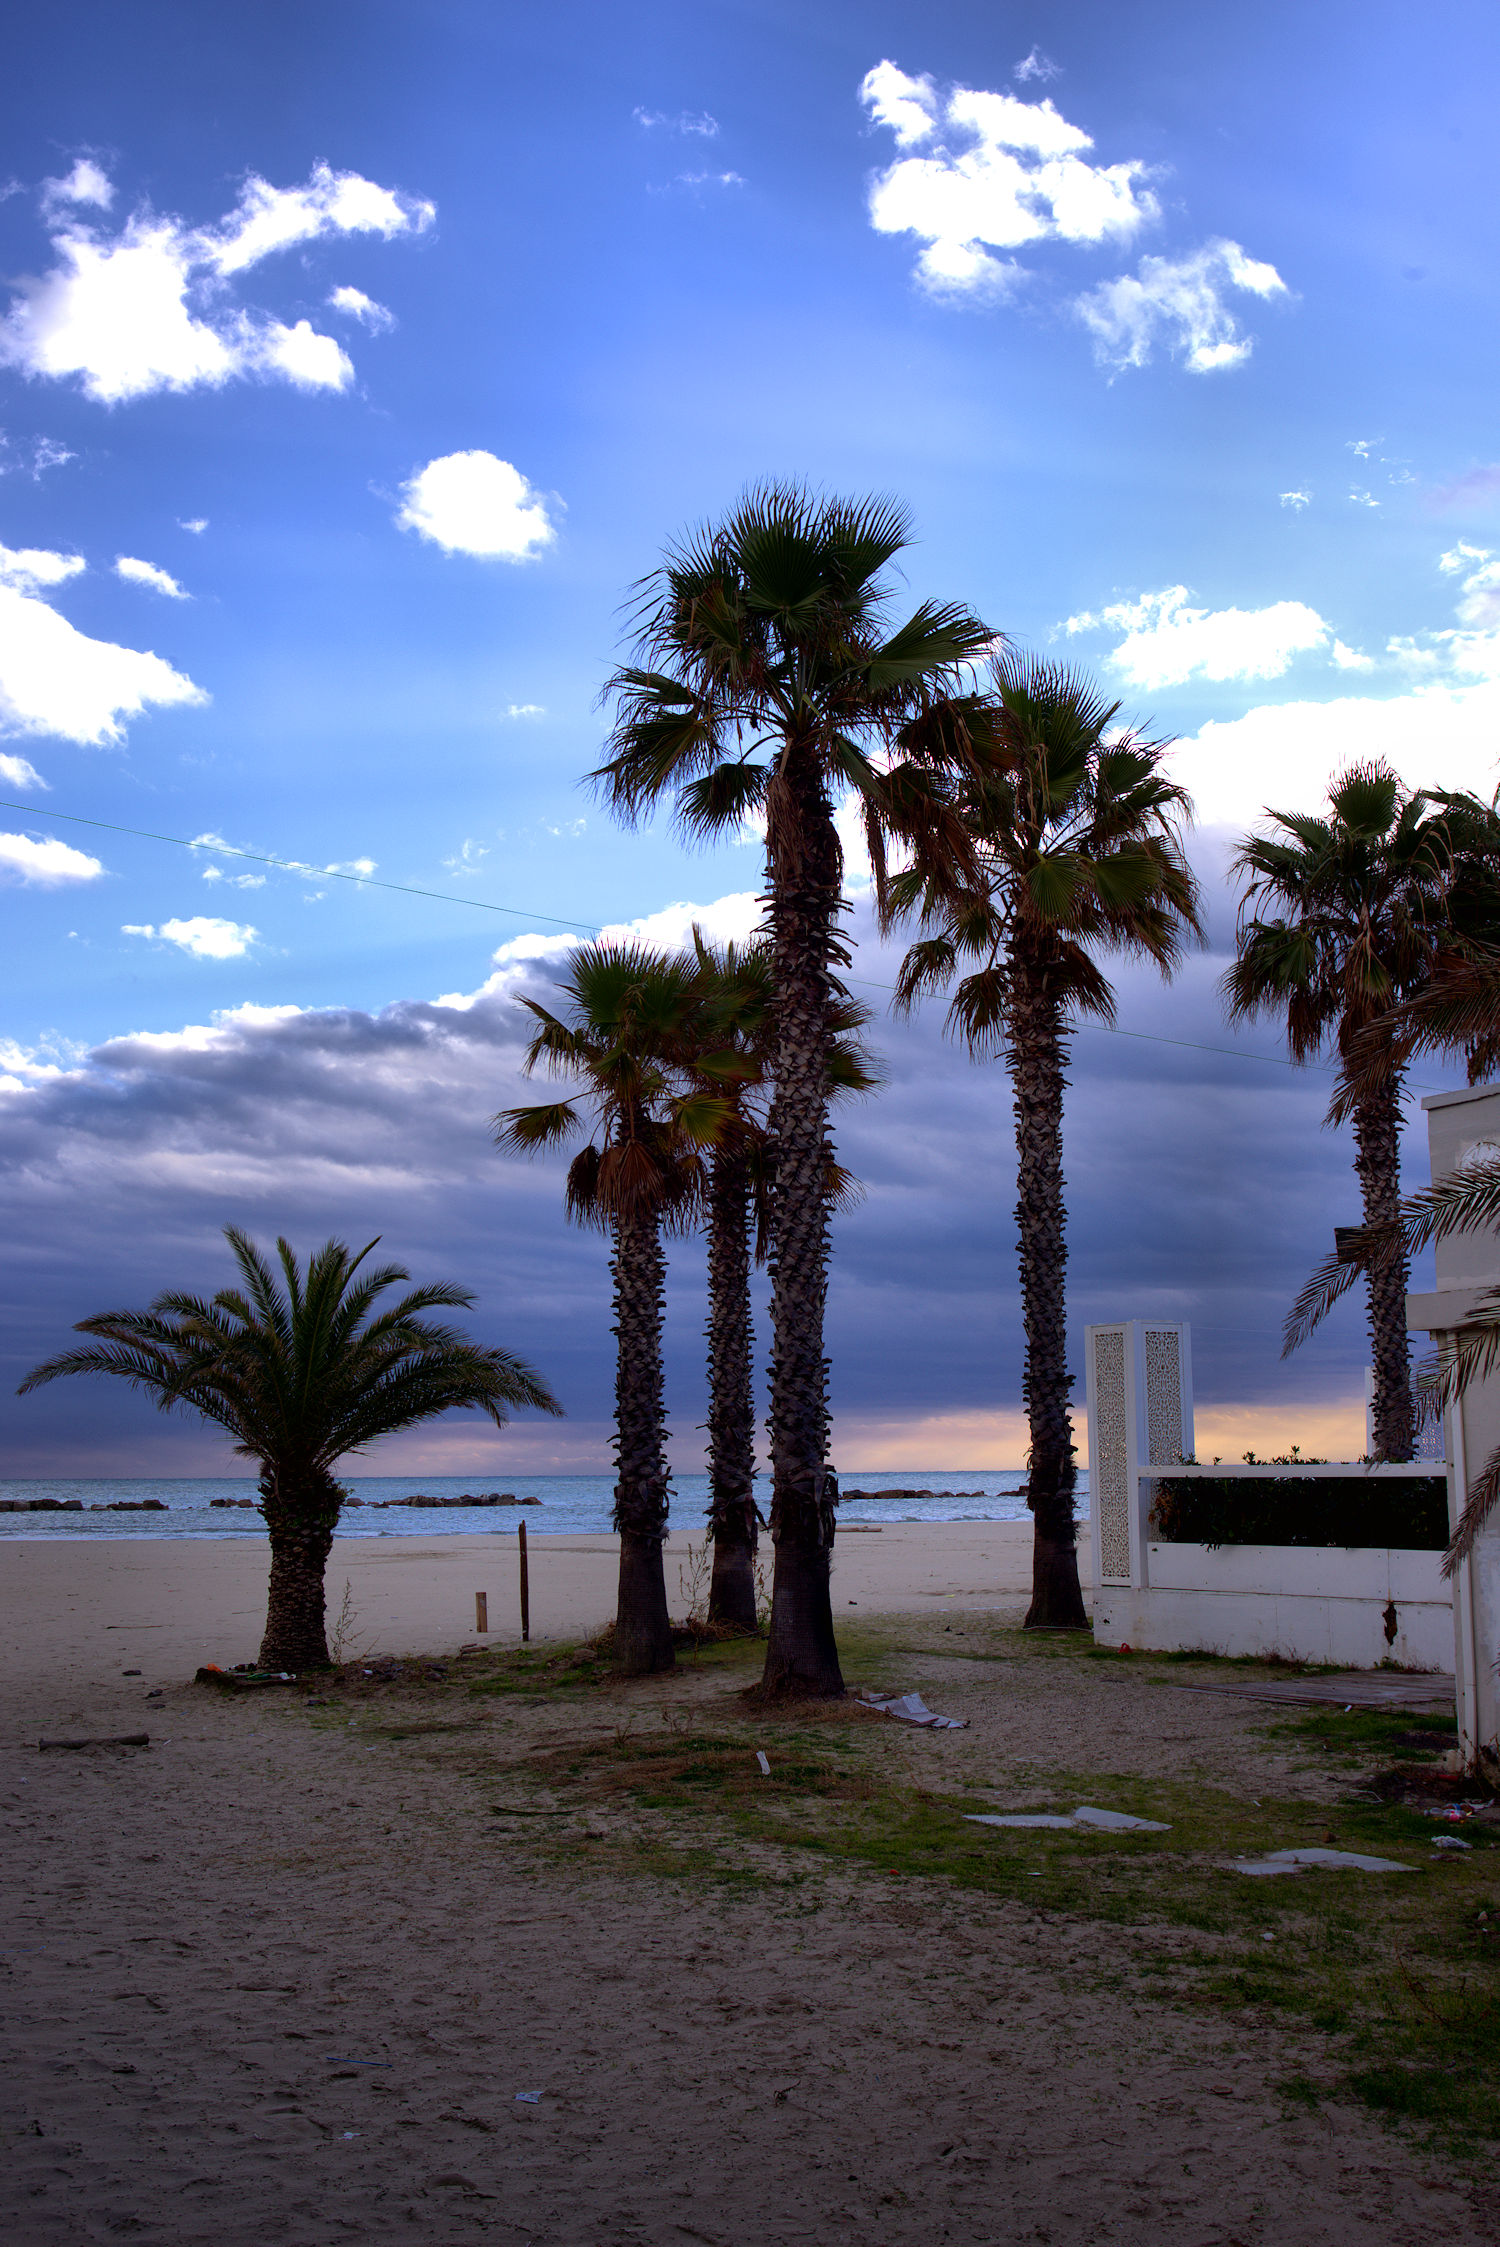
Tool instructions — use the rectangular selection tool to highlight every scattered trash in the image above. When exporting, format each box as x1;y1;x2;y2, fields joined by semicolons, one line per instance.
1425;1805;1476;1823
1432;1835;1473;1852
1343;1704;1353;1713
1230;1847;1416;1877
121;1669;141;1677
325;2057;393;2068
859;1691;968;1730
514;2090;542;2103
1261;1932;1275;1942
756;1752;770;1776
342;2130;359;2139
966;1805;1171;1833
194;1665;293;1691
38;1733;149;1752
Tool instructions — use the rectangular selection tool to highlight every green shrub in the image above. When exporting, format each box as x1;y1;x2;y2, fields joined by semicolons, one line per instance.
1149;1474;1448;1550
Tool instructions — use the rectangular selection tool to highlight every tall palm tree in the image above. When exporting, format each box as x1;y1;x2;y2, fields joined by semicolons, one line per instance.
686;932;880;1629
887;656;1200;1629
18;1228;560;1671
495;943;725;1675
1225;762;1453;1460
594;484;994;1697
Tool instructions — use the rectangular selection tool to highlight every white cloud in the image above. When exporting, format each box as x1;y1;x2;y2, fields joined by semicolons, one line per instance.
1076;238;1287;373
1349;487;1379;508
1067;585;1334;689
41;159;114;214
0;162;431;405
1174;680;1500;832
502;702;545;720
597;892;763;952
1013;47;1062;83
860;60;1157;297
115;554;187;598
0;433;75;478
1330;639;1374;671
633;108;719;136
0;831;103;883
0;566;205;744
200;865;265;888
0;751;46;789
326;284;394;331
397;451;556;560
1279;490;1311;511
179;517;208;534
1387;545;1500;680
0;541;85;589
123;915;257;959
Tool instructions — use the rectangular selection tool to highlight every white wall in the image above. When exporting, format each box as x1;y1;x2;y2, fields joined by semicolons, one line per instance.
1092;1543;1451;1668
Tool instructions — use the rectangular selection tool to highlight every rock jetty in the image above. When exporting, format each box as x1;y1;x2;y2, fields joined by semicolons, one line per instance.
374;1492;542;1508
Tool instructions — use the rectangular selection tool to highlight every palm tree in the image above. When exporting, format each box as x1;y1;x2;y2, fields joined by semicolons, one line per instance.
495;943;725;1675
1225;763;1453;1460
18;1229;560;1671
594;484;994;1697
887;656;1200;1629
686;932;880;1629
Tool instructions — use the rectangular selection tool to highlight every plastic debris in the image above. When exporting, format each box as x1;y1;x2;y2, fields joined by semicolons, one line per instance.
1230;1847;1415;1876
1432;1835;1473;1851
966;1805;1170;1833
325;2057;393;2067
859;1691;968;1730
515;2090;542;2104
756;1751;770;1776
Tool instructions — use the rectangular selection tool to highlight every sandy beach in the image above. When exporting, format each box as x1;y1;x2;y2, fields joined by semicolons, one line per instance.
1;1522;1493;2244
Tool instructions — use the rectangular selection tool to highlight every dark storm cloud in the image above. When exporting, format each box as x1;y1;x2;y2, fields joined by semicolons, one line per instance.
0;873;1467;1475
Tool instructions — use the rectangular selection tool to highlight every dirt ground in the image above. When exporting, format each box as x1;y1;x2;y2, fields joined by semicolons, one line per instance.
1;1606;1494;2246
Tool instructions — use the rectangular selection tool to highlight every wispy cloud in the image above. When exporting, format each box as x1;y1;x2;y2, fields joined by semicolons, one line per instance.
0;751;46;790
326;284;394;332
633;107;719;137
1076;238;1288;373
0;160;432;405
397;451;557;560
114;554;188;598
1279;490;1311;511
1013;47;1061;83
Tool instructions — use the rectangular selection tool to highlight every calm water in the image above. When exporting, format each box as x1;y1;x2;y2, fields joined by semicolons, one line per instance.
0;1469;1091;1541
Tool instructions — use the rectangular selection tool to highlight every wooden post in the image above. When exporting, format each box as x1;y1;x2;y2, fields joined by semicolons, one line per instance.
518;1520;530;1643
475;1591;488;1635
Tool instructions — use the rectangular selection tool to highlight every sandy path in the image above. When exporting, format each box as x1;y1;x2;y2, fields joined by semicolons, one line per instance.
1;1607;1490;2245
0;1521;1041;1692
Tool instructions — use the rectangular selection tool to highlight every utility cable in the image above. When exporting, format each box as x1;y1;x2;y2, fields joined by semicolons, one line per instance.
0;795;1453;1091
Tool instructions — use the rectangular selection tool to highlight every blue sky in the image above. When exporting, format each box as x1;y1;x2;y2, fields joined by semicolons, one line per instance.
2;0;1498;1477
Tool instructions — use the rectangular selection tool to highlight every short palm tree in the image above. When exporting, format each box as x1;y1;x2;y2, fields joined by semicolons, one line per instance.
687;931;879;1629
594;484;995;1697
495;943;725;1675
887;655;1200;1629
18;1228;561;1671
1226;763;1453;1460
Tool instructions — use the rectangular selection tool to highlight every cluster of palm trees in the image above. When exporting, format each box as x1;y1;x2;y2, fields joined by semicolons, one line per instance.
22;483;1500;1684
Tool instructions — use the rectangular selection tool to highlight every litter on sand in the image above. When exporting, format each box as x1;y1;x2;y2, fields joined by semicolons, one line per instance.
965;1805;1171;1834
325;2057;393;2067
756;1751;771;1776
859;1691;968;1730
514;2090;542;2103
1432;1835;1474;1851
1230;1847;1416;1876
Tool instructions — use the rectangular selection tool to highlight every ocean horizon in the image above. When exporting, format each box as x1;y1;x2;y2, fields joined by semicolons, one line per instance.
0;1469;1091;1541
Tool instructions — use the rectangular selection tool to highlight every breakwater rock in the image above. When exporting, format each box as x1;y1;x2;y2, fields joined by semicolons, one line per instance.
375;1493;543;1508
0;1498;85;1512
842;1488;987;1503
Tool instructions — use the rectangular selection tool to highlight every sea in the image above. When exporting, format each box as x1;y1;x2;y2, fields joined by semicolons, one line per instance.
0;1470;1090;1541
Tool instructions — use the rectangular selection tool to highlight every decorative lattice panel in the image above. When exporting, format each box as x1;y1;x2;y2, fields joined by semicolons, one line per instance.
1091;1327;1131;1581
1143;1327;1183;1466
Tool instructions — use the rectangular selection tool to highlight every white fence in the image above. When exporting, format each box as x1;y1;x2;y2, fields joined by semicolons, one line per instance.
1084;1320;1451;1668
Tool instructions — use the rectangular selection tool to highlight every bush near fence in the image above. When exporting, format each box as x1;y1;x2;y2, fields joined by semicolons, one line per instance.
1149;1473;1448;1551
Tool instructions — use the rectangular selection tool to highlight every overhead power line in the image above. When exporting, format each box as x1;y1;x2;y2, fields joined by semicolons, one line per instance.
0;796;1450;1091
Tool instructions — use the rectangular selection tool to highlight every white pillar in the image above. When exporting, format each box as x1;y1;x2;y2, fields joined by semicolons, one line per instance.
1085;1321;1194;1605
1407;1083;1500;1776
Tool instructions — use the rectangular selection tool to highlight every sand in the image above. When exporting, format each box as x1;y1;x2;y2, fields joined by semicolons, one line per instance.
0;1522;1042;1695
0;1523;1490;2244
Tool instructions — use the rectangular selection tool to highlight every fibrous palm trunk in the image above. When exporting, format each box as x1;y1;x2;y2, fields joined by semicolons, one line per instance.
1009;955;1089;1630
706;1145;759;1629
762;743;845;1697
610;1204;676;1674
257;1467;341;1670
1352;1066;1414;1461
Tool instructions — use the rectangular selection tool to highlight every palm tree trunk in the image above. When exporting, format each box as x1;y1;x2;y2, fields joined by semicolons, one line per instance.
610;1206;676;1675
761;742;845;1697
1009;957;1089;1630
1353;1070;1414;1460
257;1469;341;1670
706;1146;759;1629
